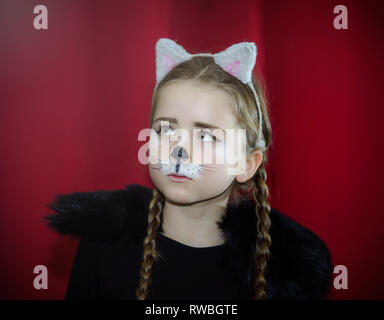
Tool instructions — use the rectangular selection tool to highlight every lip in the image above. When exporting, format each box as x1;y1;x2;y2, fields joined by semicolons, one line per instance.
167;174;192;182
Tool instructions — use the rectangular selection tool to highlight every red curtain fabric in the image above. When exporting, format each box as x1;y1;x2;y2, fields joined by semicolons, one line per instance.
0;0;382;299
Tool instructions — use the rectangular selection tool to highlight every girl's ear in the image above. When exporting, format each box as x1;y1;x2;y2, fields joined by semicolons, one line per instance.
235;150;263;183
156;38;192;84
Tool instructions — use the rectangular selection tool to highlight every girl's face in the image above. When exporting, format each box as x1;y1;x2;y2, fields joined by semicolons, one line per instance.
149;79;245;204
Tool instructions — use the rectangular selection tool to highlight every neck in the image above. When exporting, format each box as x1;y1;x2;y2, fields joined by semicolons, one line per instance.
160;186;233;248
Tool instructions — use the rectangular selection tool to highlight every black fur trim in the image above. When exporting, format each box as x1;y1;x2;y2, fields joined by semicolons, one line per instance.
44;184;151;243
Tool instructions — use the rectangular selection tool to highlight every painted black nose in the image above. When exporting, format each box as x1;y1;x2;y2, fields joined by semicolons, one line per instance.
171;146;188;160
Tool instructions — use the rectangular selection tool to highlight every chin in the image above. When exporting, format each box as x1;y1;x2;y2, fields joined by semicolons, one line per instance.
149;171;190;202
161;182;197;204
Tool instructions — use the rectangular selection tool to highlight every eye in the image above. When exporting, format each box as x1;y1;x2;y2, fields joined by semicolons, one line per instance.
156;125;174;136
200;130;217;142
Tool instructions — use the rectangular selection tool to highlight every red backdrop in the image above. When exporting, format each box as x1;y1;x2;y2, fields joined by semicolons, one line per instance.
0;0;383;299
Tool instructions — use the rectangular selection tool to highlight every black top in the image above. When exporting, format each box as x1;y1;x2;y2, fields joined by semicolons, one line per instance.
65;232;252;300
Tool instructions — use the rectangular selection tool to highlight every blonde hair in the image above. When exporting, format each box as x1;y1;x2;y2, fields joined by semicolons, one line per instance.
136;55;273;300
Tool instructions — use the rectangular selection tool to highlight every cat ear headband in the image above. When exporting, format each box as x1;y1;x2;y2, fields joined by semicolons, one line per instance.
155;38;265;149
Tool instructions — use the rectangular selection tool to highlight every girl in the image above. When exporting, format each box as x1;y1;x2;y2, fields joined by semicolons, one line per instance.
45;38;333;300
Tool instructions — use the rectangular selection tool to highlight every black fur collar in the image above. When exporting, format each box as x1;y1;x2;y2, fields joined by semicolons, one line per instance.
44;183;333;299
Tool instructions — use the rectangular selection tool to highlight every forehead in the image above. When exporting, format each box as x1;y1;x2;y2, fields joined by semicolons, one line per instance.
155;80;239;128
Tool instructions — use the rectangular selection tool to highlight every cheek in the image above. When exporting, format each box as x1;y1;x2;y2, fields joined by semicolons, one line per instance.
191;141;226;166
203;163;234;184
216;139;246;174
196;142;239;170
148;168;165;195
190;167;235;202
193;159;235;194
212;142;226;165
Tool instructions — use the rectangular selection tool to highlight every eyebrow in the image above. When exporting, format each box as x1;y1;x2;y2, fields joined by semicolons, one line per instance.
153;117;224;130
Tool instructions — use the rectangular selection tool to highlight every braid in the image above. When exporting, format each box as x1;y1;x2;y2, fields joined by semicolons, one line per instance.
136;188;163;300
252;161;272;299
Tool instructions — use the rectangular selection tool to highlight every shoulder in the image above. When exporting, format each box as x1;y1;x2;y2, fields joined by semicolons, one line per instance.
267;208;334;299
44;184;152;244
220;200;333;299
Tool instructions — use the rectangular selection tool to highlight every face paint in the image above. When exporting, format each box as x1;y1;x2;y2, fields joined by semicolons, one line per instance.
149;154;217;180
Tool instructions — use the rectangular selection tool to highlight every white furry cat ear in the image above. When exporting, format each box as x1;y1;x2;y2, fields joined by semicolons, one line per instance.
155;38;191;84
155;38;257;86
213;42;257;84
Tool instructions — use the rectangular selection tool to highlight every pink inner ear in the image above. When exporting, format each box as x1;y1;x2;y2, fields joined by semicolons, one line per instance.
224;60;240;77
163;54;176;72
